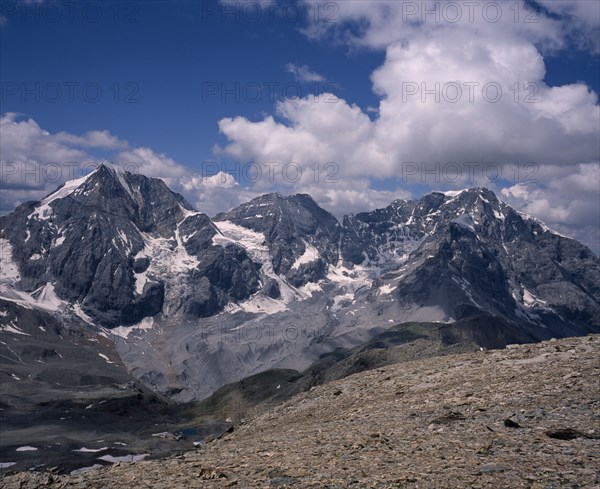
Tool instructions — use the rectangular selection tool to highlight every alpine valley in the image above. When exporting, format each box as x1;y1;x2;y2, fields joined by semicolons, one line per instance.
1;164;599;471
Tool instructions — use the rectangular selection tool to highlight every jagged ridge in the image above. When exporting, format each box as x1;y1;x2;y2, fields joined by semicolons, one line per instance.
1;168;599;401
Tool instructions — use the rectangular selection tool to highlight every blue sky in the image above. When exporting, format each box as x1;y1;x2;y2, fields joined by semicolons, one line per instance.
1;0;384;166
1;0;599;251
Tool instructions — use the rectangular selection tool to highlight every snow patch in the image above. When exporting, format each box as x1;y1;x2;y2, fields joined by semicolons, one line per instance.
212;221;269;263
116;229;132;253
73;303;94;324
379;283;396;295
291;241;319;270
521;288;548;309
73;447;108;453
139;231;199;274
110;317;155;339
98;353;115;364
28;169;99;221
0;322;30;336
134;270;150;295
97;454;148;463
327;263;374;291
178;204;201;220
29;282;67;312
0;273;70;313
299;281;322;297
493;209;505;221
442;189;468;197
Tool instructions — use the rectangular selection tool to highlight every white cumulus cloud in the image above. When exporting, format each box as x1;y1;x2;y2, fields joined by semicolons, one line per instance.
285;63;326;83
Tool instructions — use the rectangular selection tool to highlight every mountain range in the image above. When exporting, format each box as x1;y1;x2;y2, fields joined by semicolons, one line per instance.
1;163;599;404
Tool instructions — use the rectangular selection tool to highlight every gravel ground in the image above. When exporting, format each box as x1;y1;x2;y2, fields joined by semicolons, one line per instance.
2;334;599;488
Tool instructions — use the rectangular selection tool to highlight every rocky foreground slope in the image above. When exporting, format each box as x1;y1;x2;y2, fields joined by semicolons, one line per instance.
3;334;598;489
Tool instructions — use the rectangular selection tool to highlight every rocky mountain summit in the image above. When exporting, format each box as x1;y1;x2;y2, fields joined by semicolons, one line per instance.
1;165;599;403
215;192;342;288
0;164;261;326
3;334;598;488
344;187;599;337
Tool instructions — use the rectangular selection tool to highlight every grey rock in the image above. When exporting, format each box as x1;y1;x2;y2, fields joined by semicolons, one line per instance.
0;164;261;327
215;192;342;276
345;188;600;338
262;279;281;299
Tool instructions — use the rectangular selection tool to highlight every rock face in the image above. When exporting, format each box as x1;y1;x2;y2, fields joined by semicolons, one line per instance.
215;192;342;286
1;169;599;401
0;164;260;327
3;334;599;488
343;188;600;338
341;191;447;266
